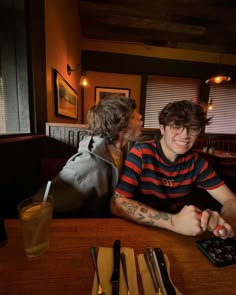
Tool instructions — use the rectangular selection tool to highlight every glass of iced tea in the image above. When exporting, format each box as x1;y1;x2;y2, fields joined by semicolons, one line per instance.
18;195;53;258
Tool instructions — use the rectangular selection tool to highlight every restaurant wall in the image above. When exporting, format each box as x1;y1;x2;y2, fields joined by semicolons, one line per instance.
45;0;83;124
43;3;236;124
81;49;236;125
80;40;236;123
83;71;141;122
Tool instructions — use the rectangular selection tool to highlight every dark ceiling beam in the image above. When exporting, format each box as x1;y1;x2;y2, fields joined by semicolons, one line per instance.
82;50;236;82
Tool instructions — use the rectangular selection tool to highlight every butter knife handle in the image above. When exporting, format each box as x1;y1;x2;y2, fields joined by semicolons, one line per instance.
111;239;121;281
154;248;176;295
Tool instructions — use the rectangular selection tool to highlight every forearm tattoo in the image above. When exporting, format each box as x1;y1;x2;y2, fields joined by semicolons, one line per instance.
113;192;170;226
120;201;138;215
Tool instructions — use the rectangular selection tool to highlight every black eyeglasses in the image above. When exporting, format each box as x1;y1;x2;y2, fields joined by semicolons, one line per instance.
168;125;201;136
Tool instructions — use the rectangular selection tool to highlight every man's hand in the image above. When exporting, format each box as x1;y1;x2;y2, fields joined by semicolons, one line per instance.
171;205;203;236
200;209;235;239
207;185;236;234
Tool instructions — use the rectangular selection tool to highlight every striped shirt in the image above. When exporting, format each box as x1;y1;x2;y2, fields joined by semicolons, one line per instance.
115;140;224;213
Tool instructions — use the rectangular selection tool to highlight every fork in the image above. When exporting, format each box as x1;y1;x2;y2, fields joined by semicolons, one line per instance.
120;252;131;295
90;245;106;295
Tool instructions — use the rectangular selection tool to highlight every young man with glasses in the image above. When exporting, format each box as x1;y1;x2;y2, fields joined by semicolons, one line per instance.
111;100;236;238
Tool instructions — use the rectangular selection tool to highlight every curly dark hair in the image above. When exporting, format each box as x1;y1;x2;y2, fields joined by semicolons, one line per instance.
159;100;211;128
87;95;137;144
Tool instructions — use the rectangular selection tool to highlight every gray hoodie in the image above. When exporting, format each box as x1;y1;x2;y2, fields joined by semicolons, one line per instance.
50;135;119;217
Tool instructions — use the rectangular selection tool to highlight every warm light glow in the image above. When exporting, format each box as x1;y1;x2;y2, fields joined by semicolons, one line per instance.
208;104;213;110
215;76;223;83
67;64;90;88
205;75;231;85
79;74;90;88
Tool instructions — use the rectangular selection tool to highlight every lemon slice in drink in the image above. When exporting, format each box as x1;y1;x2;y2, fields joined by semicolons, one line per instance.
21;204;42;221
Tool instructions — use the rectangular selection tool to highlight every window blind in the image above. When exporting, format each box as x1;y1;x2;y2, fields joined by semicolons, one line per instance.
144;75;201;128
205;83;236;134
0;77;6;133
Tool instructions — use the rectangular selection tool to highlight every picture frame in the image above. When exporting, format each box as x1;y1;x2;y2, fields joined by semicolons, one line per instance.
54;69;78;119
95;86;131;104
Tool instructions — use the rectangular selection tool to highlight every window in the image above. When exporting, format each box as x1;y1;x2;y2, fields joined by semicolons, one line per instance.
205;83;236;134
0;0;30;135
0;77;6;133
144;75;201;128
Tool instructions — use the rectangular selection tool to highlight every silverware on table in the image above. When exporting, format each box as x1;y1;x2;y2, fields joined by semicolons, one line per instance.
154;248;176;295
120;252;131;295
145;247;177;295
111;240;121;295
144;247;161;295
90;245;106;295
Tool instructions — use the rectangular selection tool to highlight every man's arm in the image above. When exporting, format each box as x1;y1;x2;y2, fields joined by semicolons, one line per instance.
221;198;236;230
110;191;172;227
110;191;204;236
207;184;236;230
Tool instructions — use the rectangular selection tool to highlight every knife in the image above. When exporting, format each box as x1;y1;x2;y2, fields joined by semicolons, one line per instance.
154;248;176;295
111;240;121;295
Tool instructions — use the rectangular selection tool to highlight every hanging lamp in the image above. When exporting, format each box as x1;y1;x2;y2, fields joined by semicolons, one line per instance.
205;54;231;85
205;75;231;85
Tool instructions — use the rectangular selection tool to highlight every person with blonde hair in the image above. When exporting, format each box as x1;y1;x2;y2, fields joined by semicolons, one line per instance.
50;95;143;217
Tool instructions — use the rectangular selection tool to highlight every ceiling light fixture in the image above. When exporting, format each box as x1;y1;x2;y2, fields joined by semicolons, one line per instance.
205;75;231;85
205;54;231;85
67;64;90;88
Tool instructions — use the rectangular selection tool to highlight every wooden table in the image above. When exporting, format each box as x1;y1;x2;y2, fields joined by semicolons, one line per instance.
1;218;236;295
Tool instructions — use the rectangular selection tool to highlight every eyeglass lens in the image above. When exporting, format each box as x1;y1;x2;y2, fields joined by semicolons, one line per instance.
169;125;200;135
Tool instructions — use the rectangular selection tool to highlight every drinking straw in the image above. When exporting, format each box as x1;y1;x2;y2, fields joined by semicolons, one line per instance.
31;180;52;247
42;180;52;207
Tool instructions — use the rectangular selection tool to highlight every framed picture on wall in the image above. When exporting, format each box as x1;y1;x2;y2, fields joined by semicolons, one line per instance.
95;86;130;104
54;69;78;119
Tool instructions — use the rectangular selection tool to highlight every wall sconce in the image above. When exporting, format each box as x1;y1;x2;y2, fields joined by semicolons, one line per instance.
205;54;231;85
79;72;90;87
67;64;90;88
